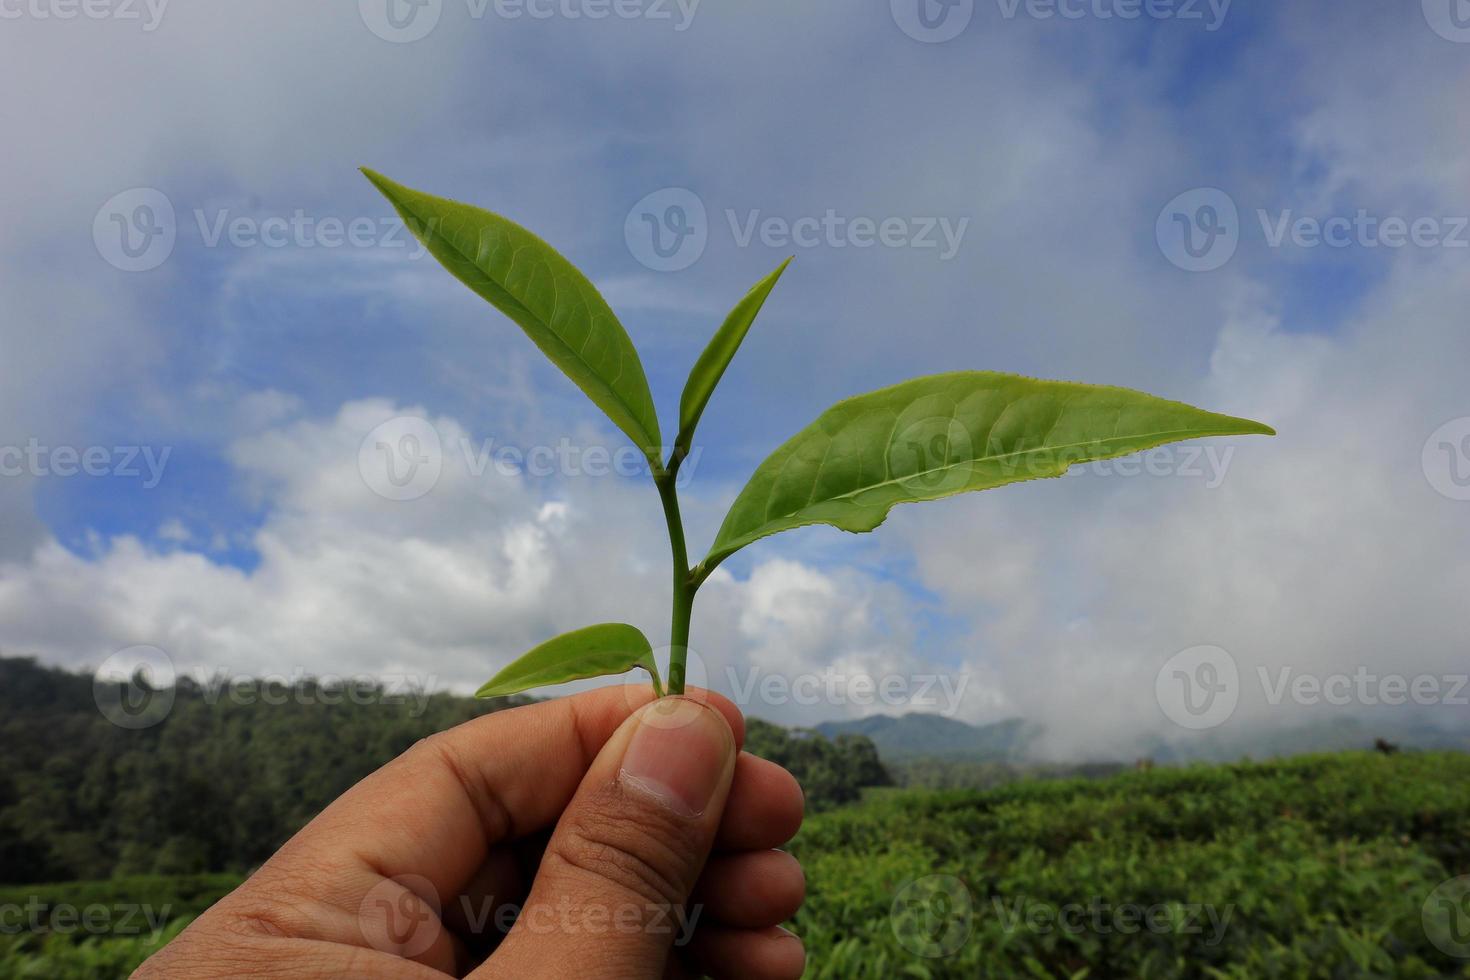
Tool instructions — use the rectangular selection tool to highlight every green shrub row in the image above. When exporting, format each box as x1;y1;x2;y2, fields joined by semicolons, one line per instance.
6;751;1469;978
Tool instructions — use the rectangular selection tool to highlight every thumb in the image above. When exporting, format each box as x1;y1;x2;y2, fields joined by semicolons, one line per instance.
482;695;737;977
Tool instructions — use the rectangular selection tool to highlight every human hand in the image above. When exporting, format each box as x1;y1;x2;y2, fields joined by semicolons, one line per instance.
135;687;806;979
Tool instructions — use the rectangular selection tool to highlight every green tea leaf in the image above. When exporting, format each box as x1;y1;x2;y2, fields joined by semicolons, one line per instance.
362;169;662;464
703;371;1274;568
476;623;661;698
675;258;792;459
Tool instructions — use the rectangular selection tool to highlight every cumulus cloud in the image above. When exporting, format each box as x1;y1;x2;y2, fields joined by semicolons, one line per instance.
2;0;1467;752
0;399;929;725
899;253;1470;757
1;400;638;682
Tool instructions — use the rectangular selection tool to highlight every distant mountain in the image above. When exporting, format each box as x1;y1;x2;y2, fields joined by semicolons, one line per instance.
814;713;1037;762
815;711;1470;766
1148;714;1470;764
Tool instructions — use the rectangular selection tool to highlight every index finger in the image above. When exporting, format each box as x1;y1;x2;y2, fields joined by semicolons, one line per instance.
259;685;745;903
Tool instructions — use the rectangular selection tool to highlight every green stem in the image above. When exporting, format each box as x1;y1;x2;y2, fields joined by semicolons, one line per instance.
646;666;665;699
656;470;695;695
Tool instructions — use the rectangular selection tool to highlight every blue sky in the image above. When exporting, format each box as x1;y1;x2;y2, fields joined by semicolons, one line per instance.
2;0;1468;751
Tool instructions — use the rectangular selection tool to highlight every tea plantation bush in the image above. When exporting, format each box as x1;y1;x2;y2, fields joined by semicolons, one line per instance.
0;875;237;979
6;751;1469;977
791;751;1470;978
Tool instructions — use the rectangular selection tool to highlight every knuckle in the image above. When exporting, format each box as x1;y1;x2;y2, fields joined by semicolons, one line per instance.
212;865;337;942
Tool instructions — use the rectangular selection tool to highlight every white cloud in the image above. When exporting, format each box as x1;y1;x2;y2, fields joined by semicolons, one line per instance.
0;399;930;725
3;0;1468;753
902;253;1470;756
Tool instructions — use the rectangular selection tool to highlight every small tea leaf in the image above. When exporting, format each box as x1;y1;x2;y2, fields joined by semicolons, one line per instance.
704;371;1274;568
362;169;662;465
476;623;661;698
675;258;792;459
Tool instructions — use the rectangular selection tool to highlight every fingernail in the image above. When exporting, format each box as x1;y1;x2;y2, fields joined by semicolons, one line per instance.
619;697;732;818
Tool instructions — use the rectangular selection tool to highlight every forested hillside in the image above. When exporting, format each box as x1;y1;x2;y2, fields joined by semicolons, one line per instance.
0;657;890;884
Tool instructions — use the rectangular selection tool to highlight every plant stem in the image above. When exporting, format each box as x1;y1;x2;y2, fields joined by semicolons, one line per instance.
656;469;695;695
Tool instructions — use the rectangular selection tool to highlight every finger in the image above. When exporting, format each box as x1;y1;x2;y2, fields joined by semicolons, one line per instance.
680;924;806;980
692;850;805;929
716;753;804;851
259;684;744;905
450;754;806;878
438;844;529;941
446;755;804;939
413;749;805;944
133;916;453;980
482;697;737;977
168;860;465;976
